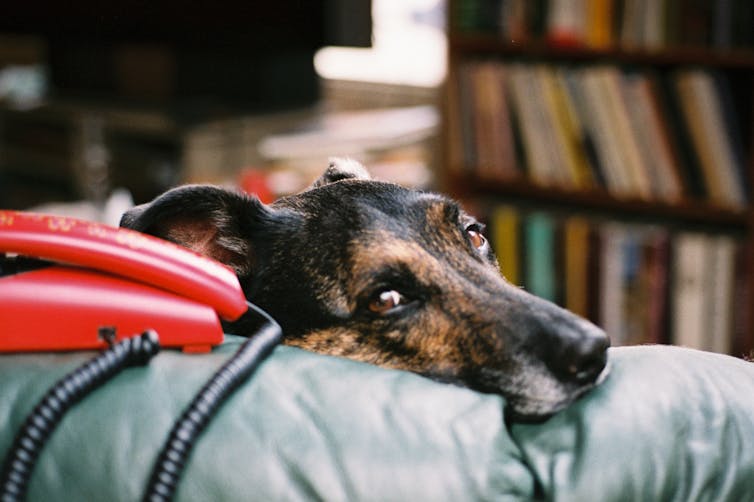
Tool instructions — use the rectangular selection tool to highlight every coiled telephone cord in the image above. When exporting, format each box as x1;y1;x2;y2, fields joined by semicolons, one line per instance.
0;330;160;502
142;302;281;502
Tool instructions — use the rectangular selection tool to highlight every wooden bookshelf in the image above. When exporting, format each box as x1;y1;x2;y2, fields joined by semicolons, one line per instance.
450;35;754;69
449;174;749;228
442;0;754;357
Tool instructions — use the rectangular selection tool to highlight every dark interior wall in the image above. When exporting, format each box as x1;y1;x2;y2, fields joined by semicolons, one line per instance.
0;1;371;111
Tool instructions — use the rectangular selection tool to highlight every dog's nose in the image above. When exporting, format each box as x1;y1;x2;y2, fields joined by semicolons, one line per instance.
547;321;610;385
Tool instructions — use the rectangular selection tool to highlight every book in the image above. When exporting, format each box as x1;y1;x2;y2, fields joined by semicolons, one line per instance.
469;62;520;181
595;66;653;199
490;205;521;285
732;240;754;357
657;74;708;200
585;0;615;48
670;232;737;354
641;0;665;48
622;72;684;203
704;235;736;354
693;71;746;207
713;71;750;202
594;222;675;347
643;229;671;345
506;64;559;186
641;72;688;200
500;0;533;44
563;215;592;318
524;212;558;303
586;217;604;323
538;66;594;189
671;233;710;351
469;61;500;179
674;72;725;203
619;226;648;346
558;67;607;188
547;0;587;47
577;67;636;197
530;65;574;187
619;0;642;48
598;222;628;345
674;70;746;208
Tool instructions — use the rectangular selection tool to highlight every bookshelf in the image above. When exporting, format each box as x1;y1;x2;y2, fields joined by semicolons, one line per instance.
0;100;181;209
442;0;754;357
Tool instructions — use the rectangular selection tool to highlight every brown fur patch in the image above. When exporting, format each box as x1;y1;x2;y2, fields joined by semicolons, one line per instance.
288;227;505;378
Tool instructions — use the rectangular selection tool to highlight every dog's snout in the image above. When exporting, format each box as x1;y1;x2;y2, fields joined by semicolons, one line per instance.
547;321;610;385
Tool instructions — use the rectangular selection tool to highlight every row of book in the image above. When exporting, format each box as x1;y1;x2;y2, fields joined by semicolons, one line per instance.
450;62;749;208
454;0;754;50
487;205;753;357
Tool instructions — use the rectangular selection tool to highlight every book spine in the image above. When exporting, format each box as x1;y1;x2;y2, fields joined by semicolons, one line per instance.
506;64;555;186
598;222;627;345
622;73;681;202
671;233;709;350
524;212;558;303
644;229;672;345
491;205;522;285
705;235;736;354
564;216;592;318
539;66;594;189
578;68;634;197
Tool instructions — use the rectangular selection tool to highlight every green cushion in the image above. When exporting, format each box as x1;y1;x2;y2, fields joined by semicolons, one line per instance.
510;345;754;501
1;339;753;501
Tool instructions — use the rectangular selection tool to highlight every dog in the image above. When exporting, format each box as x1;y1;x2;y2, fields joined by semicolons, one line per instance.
120;158;610;420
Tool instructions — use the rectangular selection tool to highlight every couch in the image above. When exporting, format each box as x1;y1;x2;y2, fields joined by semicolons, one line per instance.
2;337;753;501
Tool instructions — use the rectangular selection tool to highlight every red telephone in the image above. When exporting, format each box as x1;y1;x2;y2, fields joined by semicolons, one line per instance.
0;210;248;353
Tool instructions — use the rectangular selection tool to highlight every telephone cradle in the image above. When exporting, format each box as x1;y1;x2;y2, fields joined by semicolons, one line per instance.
0;209;250;353
0;210;282;502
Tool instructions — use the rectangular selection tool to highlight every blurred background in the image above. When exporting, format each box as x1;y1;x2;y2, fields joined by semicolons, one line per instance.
0;0;444;214
1;0;753;357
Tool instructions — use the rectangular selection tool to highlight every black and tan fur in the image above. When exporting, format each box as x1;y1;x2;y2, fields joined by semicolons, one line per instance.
121;158;609;420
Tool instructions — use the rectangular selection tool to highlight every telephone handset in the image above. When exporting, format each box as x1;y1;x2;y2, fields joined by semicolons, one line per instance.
0;210;248;353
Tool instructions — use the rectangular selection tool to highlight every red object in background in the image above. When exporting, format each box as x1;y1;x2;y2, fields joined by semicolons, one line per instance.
0;210;249;353
547;32;584;49
239;169;274;204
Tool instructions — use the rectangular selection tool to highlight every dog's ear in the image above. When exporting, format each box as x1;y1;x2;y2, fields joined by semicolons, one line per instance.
120;185;274;277
310;157;371;188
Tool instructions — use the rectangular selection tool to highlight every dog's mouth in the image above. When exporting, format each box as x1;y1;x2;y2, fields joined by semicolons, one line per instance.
487;360;612;423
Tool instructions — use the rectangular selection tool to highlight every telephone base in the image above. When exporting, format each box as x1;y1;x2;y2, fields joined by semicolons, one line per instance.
0;265;224;353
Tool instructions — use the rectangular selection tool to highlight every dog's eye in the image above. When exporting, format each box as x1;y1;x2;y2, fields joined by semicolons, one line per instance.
466;224;486;249
368;290;406;315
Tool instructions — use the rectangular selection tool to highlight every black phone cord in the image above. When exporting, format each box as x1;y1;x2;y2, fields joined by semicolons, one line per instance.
142;302;282;502
0;330;160;502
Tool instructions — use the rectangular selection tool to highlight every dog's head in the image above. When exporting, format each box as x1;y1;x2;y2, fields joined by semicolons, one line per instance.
122;159;609;420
